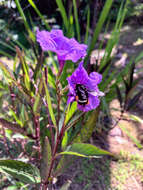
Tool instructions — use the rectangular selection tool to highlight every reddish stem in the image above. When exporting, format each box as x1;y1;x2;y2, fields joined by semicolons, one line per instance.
43;122;66;189
34;114;41;163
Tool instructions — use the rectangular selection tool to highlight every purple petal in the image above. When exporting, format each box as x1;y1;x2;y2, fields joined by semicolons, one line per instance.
67;93;75;104
78;94;100;112
89;72;102;84
36;29;87;63
36;29;57;52
63;39;87;62
68;62;89;85
65;48;87;62
67;76;75;94
50;29;64;37
85;72;102;91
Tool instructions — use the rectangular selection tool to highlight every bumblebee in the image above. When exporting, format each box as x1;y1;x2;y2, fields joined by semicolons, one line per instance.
75;84;89;105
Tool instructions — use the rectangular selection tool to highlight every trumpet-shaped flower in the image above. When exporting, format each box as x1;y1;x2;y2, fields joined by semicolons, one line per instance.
67;62;104;112
36;29;87;67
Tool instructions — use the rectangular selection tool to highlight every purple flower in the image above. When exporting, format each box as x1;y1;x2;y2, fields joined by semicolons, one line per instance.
36;29;87;67
67;62;104;112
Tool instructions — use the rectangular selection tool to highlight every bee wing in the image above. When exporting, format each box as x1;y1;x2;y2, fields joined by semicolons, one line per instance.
89;90;104;97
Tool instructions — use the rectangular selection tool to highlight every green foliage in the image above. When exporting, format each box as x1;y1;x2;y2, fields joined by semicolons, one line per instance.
40;137;52;181
59;143;113;158
119;124;143;149
73;109;99;143
0;160;40;184
43;79;57;127
87;0;113;58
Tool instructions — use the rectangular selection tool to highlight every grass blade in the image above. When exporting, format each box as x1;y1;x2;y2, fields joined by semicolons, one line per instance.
84;6;90;44
73;0;80;42
119;124;143;149
56;0;69;31
27;0;50;30
86;0;113;61
14;0;35;41
43;79;57;127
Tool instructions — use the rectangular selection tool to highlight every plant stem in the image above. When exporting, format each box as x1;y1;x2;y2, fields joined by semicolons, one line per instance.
44;68;55;149
43;122;66;189
56;78;61;127
34;114;41;163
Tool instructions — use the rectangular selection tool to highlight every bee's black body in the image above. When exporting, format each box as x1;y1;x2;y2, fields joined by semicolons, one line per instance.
75;84;88;105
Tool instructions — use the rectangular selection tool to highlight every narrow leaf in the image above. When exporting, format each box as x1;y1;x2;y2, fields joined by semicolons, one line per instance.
14;0;35;41
16;47;30;91
28;0;50;30
74;108;99;143
115;85;123;108
43;80;57;127
119;125;143;149
59;143;113;158
129;61;135;88
62;131;68;151
73;0;80;42
56;0;69;31
130;115;143;124
33;78;43;113
9;108;23;127
84;6;90;44
86;0;113;61
0;160;40;184
40;137;52;180
126;89;143;111
60;180;72;190
0;61;15;80
65;102;77;125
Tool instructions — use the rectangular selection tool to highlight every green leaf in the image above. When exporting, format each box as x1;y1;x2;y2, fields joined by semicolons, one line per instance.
16;47;30;92
62;131;68;151
40;137;52;180
56;0;69;31
33;95;40;113
59;113;65;133
130;114;143;124
65;102;77;125
119;124;143;149
43;80;57;127
99;0;129;73
14;0;35;41
60;180;72;190
135;51;143;63
73;0;80;42
84;6;90;44
0;160;40;184
86;0;113;61
0;61;15;80
9;108;23;127
0;50;13;59
27;0;50;30
74;108;99;143
59;143;113;158
66;112;84;130
33;78;43;113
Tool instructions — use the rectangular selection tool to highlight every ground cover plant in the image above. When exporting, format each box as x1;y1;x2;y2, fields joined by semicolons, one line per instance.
0;0;143;189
